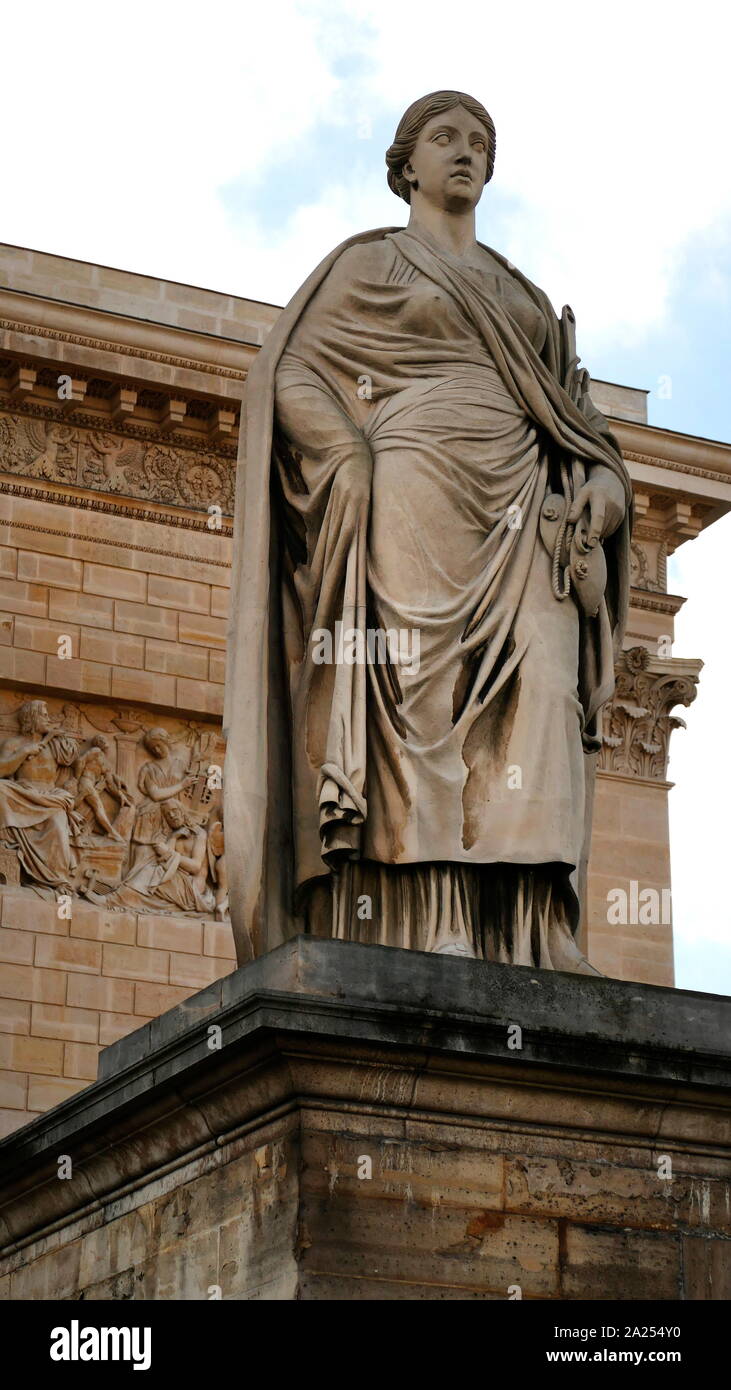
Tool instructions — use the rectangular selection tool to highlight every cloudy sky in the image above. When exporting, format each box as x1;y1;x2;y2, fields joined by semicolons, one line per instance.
2;0;729;991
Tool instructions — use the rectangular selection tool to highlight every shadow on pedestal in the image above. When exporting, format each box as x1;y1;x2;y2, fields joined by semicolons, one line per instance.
0;938;730;1300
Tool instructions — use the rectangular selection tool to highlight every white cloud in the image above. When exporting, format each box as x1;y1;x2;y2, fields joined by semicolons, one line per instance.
340;0;731;347
0;0;343;289
2;0;729;345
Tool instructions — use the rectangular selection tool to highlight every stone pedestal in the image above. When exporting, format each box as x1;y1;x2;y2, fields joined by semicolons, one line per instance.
0;938;729;1301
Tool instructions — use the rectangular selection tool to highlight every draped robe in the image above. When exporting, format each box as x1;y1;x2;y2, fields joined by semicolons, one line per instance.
0;735;81;888
224;226;632;966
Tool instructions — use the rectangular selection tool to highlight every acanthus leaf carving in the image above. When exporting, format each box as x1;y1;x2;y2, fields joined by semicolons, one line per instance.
598;646;700;780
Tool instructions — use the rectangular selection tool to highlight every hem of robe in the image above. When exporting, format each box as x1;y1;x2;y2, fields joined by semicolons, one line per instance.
301;859;597;973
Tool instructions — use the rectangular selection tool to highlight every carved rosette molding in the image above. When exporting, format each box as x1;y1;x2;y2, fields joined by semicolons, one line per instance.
599;646;701;780
0;409;235;516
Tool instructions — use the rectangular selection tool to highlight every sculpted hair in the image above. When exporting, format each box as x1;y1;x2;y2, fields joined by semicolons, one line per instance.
386;90;496;203
18;700;47;734
143;726;171;753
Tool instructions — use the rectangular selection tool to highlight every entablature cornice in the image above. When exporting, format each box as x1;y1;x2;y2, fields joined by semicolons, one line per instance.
629;589;685;616
0;367;240;455
616;420;731;481
619;430;731;536
0;288;253;402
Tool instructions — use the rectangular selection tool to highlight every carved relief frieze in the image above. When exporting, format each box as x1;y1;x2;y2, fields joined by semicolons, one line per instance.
0;693;228;917
0;410;235;514
599;646;700;781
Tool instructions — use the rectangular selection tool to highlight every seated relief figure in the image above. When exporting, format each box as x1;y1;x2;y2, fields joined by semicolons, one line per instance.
224;90;632;970
85;798;217;915
0;700;82;891
0;702;228;916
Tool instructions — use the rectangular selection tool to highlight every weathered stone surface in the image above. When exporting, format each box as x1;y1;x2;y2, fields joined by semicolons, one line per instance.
562;1225;680;1300
682;1235;731;1300
0;939;728;1300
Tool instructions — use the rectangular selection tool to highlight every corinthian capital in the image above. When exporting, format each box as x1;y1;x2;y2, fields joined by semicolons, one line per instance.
599;646;701;781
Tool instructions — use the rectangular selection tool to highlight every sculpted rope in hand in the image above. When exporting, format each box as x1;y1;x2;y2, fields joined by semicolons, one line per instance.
224;90;632;970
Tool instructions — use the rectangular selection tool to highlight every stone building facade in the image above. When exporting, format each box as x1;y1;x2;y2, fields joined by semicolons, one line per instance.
1;242;730;1140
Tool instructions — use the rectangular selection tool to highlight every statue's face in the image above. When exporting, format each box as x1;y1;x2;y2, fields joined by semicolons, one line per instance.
404;104;489;213
165;806;185;829
33;703;50;734
148;737;167;759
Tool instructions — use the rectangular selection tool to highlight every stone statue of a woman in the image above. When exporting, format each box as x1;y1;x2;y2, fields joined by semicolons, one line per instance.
225;90;632;972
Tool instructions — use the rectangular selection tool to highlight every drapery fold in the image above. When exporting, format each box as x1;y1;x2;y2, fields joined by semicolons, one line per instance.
224;226;631;965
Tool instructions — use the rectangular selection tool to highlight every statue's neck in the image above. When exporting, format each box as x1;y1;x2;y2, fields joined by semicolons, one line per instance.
406;204;477;260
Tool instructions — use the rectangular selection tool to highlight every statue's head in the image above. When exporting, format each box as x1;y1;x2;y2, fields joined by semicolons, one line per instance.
162;798;188;830
18;700;50;735
386;90;495;213
90;734;109;753
143;727;171;759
